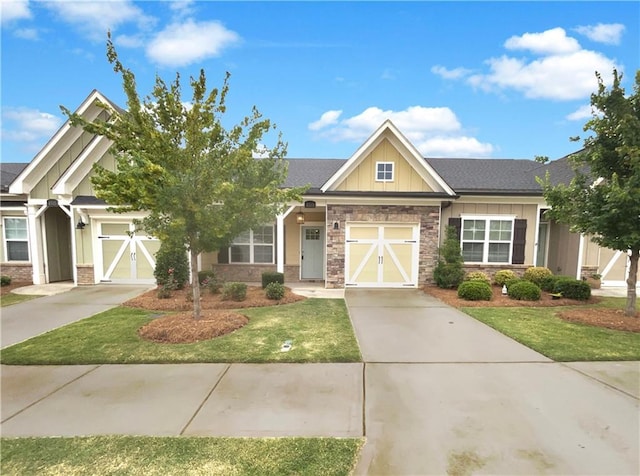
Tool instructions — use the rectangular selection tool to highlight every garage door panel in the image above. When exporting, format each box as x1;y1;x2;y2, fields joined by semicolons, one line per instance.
383;243;412;283
136;239;160;280
349;226;378;240
383;226;414;240
349;243;378;283
102;239;130;280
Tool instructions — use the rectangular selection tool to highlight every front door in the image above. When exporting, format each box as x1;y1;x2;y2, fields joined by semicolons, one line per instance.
97;222;160;283
301;226;324;279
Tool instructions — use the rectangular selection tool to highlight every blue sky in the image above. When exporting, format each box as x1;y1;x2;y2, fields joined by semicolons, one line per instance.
1;1;638;164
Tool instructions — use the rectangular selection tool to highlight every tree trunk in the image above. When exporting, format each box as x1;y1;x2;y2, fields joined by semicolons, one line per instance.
626;249;638;317
190;248;201;320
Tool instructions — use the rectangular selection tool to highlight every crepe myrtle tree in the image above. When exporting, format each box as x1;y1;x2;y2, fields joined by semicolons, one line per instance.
62;33;306;320
539;69;640;317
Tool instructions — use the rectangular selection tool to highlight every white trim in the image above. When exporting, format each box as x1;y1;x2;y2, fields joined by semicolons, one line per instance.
576;234;585;280
276;206;295;274
27;205;45;284
460;215;516;264
2;216;29;263
375;161;394;182
52;135;112;195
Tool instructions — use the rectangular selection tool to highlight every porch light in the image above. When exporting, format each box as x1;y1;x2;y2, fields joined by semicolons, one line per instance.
296;212;305;224
76;219;86;230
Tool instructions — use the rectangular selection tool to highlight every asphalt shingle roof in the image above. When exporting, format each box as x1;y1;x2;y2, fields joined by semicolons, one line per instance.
0;163;28;193
284;158;346;191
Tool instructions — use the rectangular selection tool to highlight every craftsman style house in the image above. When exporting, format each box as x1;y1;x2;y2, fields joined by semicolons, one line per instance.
0;90;632;288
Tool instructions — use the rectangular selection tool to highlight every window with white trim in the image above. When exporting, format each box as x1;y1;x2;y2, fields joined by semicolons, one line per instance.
3;217;29;261
461;217;513;264
376;162;394;182
230;226;274;264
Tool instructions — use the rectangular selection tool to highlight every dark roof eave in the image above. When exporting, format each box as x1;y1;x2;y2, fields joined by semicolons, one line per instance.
319;191;458;199
455;189;543;196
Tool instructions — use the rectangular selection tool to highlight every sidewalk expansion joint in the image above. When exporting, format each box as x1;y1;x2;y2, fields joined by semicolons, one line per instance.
362;361;554;365
560;363;639;401
361;362;367;437
179;363;231;436
0;364;101;424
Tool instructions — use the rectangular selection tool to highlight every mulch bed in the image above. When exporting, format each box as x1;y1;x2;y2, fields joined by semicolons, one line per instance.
127;285;306;344
424;285;639;333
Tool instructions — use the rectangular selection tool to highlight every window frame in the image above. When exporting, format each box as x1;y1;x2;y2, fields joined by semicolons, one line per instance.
375;161;394;182
3;216;30;262
229;225;275;264
460;215;515;264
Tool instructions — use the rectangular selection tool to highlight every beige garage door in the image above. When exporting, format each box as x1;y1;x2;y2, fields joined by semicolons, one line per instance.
345;223;419;287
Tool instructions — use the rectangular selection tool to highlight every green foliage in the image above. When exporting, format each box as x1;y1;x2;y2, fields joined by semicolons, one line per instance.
494;269;517;287
540;275;560;292
508;280;541;301
262;271;285;289
463;271;491;285
538;69;640;315
457;280;493;301
199;270;223;294
198;270;216;285
433;226;465;289
154;241;189;290
1;275;11;286
222;282;247;302
554;278;591;300
61;33;306;319
265;282;286;300
523;266;553;287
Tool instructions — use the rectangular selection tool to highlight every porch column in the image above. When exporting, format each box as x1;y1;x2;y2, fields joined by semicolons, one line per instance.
276;213;285;273
27;204;45;285
576;234;585;280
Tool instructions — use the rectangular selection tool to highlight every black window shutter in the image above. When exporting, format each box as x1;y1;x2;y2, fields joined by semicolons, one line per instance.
512;219;526;264
218;247;229;264
448;217;462;240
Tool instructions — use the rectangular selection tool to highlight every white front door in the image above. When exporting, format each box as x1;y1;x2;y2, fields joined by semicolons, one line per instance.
97;222;160;284
345;223;419;288
301;226;324;279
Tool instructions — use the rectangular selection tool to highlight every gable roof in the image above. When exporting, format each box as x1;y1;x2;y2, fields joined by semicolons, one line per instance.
1;163;29;193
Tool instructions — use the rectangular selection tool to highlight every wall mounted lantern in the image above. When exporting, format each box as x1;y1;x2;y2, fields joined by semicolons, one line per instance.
76;219;86;230
296;212;305;224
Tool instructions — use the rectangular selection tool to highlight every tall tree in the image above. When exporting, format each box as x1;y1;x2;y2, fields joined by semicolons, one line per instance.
62;34;305;319
540;69;640;316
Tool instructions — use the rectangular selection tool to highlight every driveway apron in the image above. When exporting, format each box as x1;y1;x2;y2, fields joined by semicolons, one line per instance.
347;289;639;476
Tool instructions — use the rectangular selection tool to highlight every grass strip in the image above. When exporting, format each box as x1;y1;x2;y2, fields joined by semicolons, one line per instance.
0;299;362;364
0;293;39;307
1;436;364;476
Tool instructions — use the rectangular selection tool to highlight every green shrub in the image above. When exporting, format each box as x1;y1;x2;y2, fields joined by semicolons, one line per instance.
540;275;560;292
464;271;491;285
505;277;521;289
262;271;284;289
508;280;541;301
457;280;493;301
554;278;591;300
154;241;189;290
198;270;216;285
265;282;286;300
523;266;553;287
433;225;464;289
1;275;11;286
494;270;517;287
199;270;223;294
222;282;247;302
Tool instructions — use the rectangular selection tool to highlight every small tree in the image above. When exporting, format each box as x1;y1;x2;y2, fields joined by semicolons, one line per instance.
433;225;465;288
62;34;306;319
540;69;640;316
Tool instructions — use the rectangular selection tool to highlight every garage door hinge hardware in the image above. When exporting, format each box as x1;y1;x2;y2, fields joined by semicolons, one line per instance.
346;239;357;243
405;240;417;243
98;235;108;239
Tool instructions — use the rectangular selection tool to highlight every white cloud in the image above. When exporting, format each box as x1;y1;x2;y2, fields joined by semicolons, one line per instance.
14;27;37;40
574;23;625;45
1;107;63;145
115;33;144;48
308;110;342;131
309;106;494;157
146;20;240;67
1;0;31;25
566;104;593;121
169;0;195;18
431;65;472;80
504;27;580;55
44;0;153;41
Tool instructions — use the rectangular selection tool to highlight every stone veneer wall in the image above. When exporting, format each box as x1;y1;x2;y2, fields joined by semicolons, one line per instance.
0;263;33;283
76;264;95;285
212;264;302;283
462;264;529;280
326;204;440;288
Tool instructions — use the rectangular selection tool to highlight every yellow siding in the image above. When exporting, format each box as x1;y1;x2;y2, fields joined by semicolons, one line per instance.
547;223;579;275
335;139;432;192
599;247;627;281
582;236;600;266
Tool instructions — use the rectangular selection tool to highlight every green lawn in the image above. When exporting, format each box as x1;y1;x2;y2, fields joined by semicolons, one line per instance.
0;293;39;307
0;436;364;476
463;298;640;361
0;299;362;365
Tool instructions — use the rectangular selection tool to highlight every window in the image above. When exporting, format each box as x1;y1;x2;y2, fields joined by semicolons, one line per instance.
230;226;274;264
461;217;513;264
3;217;29;261
376;162;394;182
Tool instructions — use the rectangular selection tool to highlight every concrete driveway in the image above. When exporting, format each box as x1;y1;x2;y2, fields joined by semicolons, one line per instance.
348;289;639;476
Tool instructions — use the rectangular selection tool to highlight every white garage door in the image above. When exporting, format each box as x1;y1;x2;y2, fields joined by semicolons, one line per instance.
345;223;419;288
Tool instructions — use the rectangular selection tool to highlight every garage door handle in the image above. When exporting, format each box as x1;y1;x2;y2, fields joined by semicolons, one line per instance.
378;256;383;264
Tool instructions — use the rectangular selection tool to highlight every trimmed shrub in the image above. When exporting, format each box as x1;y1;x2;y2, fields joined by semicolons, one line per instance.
265;282;286;300
198;270;216;285
154;241;189;290
433;226;464;289
494;269;517;287
508;280;541;301
262;271;284;289
1;275;11;286
222;282;247;302
523;266;553;287
457;280;493;301
464;271;491;285
554;278;591;300
540;275;560;292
